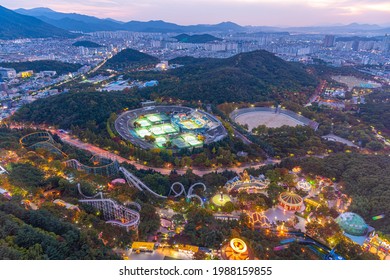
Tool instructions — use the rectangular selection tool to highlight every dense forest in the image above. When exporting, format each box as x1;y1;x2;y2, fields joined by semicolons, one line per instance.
0;60;82;75
281;153;390;234
13;91;142;130
144;50;319;104
0;202;119;260
359;89;390;133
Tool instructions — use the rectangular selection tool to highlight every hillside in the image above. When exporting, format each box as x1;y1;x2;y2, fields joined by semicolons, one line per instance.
12;92;142;130
292;154;390;234
0;6;74;39
104;48;159;71
0;60;82;75
152;50;318;103
173;34;222;43
72;41;103;48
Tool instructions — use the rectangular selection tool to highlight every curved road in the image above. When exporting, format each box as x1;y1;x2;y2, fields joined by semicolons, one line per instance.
10;124;278;176
54;130;275;176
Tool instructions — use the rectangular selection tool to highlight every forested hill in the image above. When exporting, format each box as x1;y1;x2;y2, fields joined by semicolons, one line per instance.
12;92;142;130
104;48;159;71
173;34;222;43
72;41;103;48
154;50;318;103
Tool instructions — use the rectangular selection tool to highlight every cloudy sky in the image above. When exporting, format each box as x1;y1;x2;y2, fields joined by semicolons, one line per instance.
3;0;390;26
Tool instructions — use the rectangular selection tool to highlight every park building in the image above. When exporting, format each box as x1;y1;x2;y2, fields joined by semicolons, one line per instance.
278;191;304;212
335;212;370;236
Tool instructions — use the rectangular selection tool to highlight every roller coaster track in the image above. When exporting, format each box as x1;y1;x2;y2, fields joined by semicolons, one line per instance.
79;198;140;229
19;132;67;157
119;167;206;206
77;183;140;230
64;155;120;176
77;183;104;199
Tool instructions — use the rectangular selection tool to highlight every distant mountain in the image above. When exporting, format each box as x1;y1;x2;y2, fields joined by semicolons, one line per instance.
156;50;318;103
0;6;75;39
278;23;386;34
14;8;244;33
104;49;159;71
15;7;125;32
72;41;103;48
173;34;222;43
12;7;387;35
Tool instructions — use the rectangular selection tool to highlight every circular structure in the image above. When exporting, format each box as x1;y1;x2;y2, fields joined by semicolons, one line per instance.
230;107;318;130
335;212;369;236
211;193;232;207
221;238;254;260
115;105;227;150
230;238;248;254
296;180;311;192
279;192;304;211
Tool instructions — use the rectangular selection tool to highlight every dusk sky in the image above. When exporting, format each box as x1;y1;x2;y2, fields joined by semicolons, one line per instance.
3;0;390;26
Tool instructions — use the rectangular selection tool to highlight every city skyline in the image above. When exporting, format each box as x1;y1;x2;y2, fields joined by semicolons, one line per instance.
2;0;390;27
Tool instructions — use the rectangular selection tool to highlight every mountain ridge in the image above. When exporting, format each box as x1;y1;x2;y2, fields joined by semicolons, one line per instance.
0;6;75;39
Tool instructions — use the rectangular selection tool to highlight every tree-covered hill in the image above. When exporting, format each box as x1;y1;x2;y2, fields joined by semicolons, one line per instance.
104;48;159;71
72;41;103;48
173;33;222;43
0;60;82;75
12;92;142;130
153;50;318;103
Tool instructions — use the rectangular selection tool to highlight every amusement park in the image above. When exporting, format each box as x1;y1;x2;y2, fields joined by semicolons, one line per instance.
0;125;389;262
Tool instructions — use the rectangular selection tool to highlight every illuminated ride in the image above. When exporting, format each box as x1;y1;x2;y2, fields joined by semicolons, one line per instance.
225;171;269;194
64;154;120;177
279;231;345;260
19;131;67;157
221;238;254;260
119;167;207;206
77;183;140;231
211;192;232;207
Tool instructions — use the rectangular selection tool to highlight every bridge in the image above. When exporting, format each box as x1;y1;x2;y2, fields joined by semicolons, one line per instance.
19;131;67;157
64;155;120;177
77;183;140;231
119;167;207;206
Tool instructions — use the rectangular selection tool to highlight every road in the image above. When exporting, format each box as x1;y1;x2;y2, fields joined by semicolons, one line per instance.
305;80;327;106
10;123;278;176
232;128;253;145
53;130;275;176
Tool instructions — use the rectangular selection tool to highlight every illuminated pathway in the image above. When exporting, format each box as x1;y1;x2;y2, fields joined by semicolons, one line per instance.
10;124;278;176
54;129;273;176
